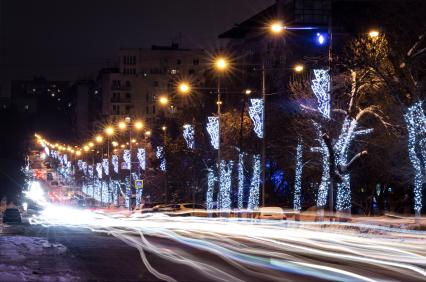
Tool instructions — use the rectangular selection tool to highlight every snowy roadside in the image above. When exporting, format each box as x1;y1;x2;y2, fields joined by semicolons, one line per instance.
0;234;82;281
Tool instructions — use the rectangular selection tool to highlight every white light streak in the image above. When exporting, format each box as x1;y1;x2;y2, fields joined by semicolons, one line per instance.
156;146;166;172
96;162;103;179
248;99;264;138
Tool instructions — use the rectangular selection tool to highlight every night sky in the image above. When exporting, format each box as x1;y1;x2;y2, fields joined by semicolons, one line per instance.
0;0;274;82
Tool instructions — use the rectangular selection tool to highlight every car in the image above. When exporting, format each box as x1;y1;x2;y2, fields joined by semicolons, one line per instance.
167;203;207;217
151;204;175;212
254;207;286;220
3;208;22;224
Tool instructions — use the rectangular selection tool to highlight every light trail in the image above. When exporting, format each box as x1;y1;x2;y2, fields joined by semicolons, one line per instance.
26;181;426;281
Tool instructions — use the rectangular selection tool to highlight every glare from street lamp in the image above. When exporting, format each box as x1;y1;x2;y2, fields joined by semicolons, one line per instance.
178;82;191;94
214;57;228;71
245;89;252;95
76;151;81;156
162;126;167;131
118;121;127;130
83;146;89;152
145;130;151;136
88;142;94;147
158;96;169;105
134;120;144;130
270;21;284;34
104;126;114;136
294;64;304;73
131;139;136;143
369;30;379;38
95;135;103;143
112;141;118;147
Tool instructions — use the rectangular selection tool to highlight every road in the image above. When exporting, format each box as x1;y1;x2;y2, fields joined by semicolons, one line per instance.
3;206;424;282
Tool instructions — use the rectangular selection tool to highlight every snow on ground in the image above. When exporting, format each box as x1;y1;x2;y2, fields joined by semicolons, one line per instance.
0;235;81;281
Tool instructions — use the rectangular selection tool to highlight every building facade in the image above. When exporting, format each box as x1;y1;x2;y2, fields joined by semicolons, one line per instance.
99;43;206;126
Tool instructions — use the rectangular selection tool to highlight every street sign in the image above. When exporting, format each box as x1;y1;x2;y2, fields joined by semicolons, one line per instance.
135;180;144;189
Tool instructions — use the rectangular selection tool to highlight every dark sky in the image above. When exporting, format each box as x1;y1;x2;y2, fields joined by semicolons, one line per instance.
0;0;274;82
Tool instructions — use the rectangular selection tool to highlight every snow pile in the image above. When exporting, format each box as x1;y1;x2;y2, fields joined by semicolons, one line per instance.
0;236;81;281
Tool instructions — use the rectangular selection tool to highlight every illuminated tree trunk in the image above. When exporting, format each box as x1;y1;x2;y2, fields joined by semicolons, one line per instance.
293;142;303;211
404;102;425;218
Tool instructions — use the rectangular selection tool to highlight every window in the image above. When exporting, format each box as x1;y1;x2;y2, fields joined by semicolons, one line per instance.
170;69;177;75
146;106;149;114
125;93;131;100
153;81;159;87
193;59;199;65
112;105;120;115
152;105;155;114
125;81;131;87
125;105;131;114
177;59;181;65
188;69;195;75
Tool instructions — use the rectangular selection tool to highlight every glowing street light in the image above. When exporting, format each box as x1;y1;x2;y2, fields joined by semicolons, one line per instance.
111;141;118;147
95;135;103;143
118;121;127;130
88;142;94;148
178;82;191;94
214;57;228;72
162;126;167;131
158;95;169;105
134;120;144;130
369;30;379;38
83;145;89;152
145;130;151;136
104;126;114;136
294;64;304;73
245;89;252;95
270;21;284;34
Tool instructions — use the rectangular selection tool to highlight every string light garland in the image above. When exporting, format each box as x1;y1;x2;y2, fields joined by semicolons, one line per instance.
206;116;219;149
82;162;88;175
248;154;261;210
183;124;195;150
248;99;264;138
293;142;303;211
311;69;330;119
312;122;330;208
137;148;146;170
88;165;94;178
219;160;233;211
112;155;119;174
404;102;425;215
206;168;216;211
123;150;131;170
77;160;83;171
237;152;245;209
96;163;103;179
156;146;166;172
102;159;109;176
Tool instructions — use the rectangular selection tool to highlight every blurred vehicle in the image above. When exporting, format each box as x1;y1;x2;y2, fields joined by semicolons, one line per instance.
3;208;22;224
168;203;207;217
50;181;58;186
255;207;286;220
151;204;174;212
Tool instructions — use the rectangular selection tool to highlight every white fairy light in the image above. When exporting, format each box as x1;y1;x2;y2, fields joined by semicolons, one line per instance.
293;142;303;211
77;160;83;171
247;154;261;210
44;146;50;156
123;150;131;170
206;116;219;149
156;146;166;172
137;148;146;170
237;152;245;209
404;102;425;215
248;99;264;138
311;69;330;119
102;159;109;176
112;155;119;174
88;165;94;178
206;168;216;211
63;154;68;165
82;162;88;175
96;163;103;179
219;160;233;211
183;124;195;150
312;121;330;208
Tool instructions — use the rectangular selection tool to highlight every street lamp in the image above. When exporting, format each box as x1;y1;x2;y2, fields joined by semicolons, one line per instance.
158;95;169;105
118;121;127;130
95;135;103;144
134;120;144;130
245;89;252;95
214;57;228;72
178;82;191;94
369;30;379;38
294;64;304;73
270;21;285;34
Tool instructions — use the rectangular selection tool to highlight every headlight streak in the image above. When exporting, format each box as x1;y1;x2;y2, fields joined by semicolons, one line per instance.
26;187;426;282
